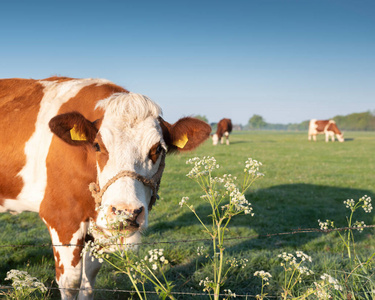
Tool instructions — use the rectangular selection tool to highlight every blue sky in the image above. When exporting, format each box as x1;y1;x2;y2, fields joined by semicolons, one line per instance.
1;0;374;125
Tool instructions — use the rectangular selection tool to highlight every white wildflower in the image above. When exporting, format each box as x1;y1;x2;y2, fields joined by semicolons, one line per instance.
321;273;343;291
224;289;237;298
360;195;373;213
353;220;366;231
244;158;264;178
5;269;47;293
186;156;219;178
179;197;189;207
254;270;272;282
197;246;205;256
344;198;355;210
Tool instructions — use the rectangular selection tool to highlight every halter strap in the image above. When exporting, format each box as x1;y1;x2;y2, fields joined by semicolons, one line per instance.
89;151;166;211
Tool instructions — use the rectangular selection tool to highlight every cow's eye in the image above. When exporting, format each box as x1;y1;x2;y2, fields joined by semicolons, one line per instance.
148;142;163;163
93;143;101;152
156;144;163;154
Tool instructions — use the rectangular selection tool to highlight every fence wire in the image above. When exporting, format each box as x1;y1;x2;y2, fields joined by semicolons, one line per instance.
0;224;374;249
0;285;272;298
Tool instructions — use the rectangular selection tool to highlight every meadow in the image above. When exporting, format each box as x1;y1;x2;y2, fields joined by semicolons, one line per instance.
1;130;375;299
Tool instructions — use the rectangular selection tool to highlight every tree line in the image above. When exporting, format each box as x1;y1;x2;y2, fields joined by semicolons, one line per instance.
194;111;375;131
246;111;375;131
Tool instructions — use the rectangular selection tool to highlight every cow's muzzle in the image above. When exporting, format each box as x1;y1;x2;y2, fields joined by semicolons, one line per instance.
108;206;144;230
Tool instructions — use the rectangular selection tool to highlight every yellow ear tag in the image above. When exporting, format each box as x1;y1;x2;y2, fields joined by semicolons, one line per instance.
173;133;189;148
70;124;87;141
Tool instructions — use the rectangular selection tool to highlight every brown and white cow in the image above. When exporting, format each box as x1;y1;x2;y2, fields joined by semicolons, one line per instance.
308;119;344;142
212;118;232;145
0;77;211;299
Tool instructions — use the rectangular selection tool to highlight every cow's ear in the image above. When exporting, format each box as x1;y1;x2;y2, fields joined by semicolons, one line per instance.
159;117;211;153
49;112;98;146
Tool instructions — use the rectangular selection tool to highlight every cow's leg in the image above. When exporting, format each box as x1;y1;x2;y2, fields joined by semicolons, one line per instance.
51;243;83;299
313;135;317;142
220;136;224;144
325;133;329;142
45;222;87;300
224;132;230;145
78;250;102;300
308;134;311;141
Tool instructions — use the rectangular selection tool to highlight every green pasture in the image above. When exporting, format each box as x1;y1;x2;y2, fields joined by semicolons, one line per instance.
1;130;375;299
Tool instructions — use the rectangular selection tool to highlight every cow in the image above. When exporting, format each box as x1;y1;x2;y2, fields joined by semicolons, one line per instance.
308;119;344;142
212;118;232;145
0;77;211;299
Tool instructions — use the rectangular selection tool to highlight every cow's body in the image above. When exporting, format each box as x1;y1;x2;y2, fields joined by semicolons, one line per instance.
308;119;344;142
212;118;232;145
0;77;211;299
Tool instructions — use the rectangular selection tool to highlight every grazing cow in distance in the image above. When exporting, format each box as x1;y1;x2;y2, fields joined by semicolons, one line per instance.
0;77;211;300
212;118;232;145
308;119;344;142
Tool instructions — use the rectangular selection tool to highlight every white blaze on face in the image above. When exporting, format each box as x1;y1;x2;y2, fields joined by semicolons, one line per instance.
94;93;164;242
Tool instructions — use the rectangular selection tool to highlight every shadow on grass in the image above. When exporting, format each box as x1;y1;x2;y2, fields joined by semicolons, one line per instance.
148;183;374;250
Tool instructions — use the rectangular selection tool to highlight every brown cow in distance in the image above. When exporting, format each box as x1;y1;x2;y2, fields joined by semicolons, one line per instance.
212;118;232;145
308;119;344;142
0;77;211;299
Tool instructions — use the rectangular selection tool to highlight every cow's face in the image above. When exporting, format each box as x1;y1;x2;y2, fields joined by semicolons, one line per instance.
49;93;211;248
336;133;344;142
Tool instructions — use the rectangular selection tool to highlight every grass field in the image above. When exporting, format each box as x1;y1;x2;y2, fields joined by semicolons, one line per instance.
1;130;375;299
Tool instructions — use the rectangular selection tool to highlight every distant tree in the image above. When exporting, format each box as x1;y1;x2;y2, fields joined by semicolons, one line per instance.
210;122;217;132
248;114;267;129
193;115;209;123
334;111;375;131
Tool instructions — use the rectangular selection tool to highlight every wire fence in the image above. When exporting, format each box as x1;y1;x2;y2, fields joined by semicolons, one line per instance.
1;224;374;249
1;224;374;298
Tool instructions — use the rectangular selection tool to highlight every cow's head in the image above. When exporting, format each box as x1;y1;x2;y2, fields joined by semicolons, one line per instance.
336;133;344;142
49;92;211;248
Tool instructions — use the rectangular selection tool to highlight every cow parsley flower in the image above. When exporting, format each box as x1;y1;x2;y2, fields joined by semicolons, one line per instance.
229;188;254;216
224;289;237;298
344;198;355;211
318;219;333;231
227;257;249;269
145;249;168;265
254;270;272;283
186;156;219;178
360;195;373;213
199;277;214;292
5;269;47;294
197;246;205;256
179;197;189;207
278;251;314;276
353;220;366;231
320;273;343;291
108;210;132;230
296;250;312;262
244;158;264;177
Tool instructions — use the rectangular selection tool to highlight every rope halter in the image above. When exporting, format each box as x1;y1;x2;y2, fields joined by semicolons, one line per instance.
89;151;166;211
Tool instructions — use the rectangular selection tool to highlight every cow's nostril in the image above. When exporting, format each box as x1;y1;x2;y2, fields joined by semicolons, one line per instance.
133;207;143;218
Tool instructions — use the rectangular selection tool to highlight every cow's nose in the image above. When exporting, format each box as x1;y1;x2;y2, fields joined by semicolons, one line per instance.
108;206;144;229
